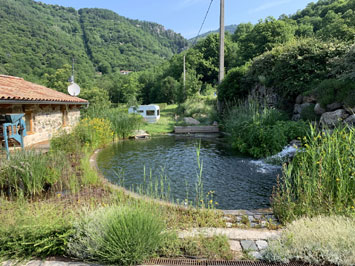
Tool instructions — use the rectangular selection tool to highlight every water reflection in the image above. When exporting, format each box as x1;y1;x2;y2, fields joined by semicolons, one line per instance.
97;136;281;210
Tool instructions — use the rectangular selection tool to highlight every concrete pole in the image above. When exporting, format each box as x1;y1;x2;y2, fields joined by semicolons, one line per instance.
217;0;225;113
219;0;225;84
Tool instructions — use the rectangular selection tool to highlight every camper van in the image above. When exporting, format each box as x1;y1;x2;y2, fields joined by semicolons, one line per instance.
128;105;160;123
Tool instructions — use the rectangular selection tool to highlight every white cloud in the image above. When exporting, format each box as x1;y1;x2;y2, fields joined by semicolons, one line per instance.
248;0;293;14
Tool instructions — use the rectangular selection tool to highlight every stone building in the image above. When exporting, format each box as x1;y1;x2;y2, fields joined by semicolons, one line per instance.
0;75;88;146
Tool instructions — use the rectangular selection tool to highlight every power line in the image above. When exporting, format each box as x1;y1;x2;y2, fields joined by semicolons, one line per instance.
192;0;214;46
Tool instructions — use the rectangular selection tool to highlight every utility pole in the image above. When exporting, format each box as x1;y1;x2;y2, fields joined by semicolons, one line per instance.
219;0;225;84
218;0;225;112
183;55;186;91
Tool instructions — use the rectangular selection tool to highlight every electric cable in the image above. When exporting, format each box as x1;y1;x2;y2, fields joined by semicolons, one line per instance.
192;0;214;46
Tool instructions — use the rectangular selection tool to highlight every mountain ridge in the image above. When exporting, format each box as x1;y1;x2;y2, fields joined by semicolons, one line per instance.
0;0;188;86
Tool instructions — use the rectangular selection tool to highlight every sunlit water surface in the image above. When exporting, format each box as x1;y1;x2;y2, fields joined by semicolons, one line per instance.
97;135;282;210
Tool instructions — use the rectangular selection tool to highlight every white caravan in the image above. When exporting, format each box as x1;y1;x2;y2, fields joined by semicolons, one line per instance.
128;105;160;123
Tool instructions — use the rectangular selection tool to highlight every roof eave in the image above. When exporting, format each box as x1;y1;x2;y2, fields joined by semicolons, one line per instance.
0;99;89;105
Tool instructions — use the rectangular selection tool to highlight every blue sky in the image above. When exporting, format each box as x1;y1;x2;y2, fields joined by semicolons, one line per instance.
37;0;315;38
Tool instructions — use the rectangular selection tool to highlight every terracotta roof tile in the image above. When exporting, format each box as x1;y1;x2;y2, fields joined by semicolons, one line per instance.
0;75;88;104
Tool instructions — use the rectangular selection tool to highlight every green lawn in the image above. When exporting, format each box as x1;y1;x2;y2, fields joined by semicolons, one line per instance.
141;104;177;135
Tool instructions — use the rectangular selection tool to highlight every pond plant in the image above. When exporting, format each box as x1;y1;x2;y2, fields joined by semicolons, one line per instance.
272;125;355;223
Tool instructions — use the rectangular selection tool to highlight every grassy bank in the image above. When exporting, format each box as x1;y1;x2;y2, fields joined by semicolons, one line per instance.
142;104;178;135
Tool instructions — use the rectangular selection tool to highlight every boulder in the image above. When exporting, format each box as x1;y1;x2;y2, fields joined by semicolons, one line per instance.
295;95;303;104
292;114;301;121
293;103;312;114
344;106;355;114
326;102;342;111
320;109;349;128
344;114;355;126
303;95;317;103
314;103;326;115
183;117;200;125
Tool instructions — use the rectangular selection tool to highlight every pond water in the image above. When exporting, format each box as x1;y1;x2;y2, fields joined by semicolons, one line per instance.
97;135;282;210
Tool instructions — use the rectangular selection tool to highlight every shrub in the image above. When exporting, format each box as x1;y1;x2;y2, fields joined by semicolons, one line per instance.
0;151;74;197
74;117;113;150
0;200;74;260
300;103;319;121
247;38;347;101
264;216;355;266
225;100;309;158
177;95;217;124
51;118;113;153
313;78;355;108
218;63;250;102
158;233;233;260
68;204;165;265
272;126;355;223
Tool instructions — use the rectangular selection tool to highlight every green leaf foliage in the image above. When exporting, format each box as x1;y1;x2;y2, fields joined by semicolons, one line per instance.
0;0;187;87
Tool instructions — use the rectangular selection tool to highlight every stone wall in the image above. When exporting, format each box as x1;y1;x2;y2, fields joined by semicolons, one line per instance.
0;104;81;147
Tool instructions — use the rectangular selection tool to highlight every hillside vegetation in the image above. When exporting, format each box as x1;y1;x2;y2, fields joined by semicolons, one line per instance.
0;0;187;87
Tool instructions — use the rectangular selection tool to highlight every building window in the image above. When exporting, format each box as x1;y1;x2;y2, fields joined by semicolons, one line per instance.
62;106;68;127
146;110;155;116
25;111;34;134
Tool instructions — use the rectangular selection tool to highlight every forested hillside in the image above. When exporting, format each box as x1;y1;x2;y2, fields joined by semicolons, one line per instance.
0;0;187;87
126;0;354;106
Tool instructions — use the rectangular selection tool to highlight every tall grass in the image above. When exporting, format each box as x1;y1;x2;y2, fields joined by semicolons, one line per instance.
177;95;218;124
224;99;309;158
0;199;75;260
104;109;143;139
68;204;165;265
84;105;144;139
272;125;355;223
0;151;74;198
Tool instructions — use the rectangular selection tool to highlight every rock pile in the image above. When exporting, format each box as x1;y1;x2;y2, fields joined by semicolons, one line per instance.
292;95;355;128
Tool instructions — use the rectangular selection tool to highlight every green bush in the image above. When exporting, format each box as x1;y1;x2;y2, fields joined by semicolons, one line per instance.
264;216;355;266
177;95;217;124
158;233;233;260
225;100;309;158
218;63;250;102
68;204;165;265
51;117;113;153
313;79;355;108
247;38;347;101
272;126;355;223
300;103;319;121
0;200;74;260
0;151;73;197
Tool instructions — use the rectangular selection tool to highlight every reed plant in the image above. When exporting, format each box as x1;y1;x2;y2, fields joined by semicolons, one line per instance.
131;166;171;201
224;99;309;158
0;150;74;198
272;125;355;223
104;109;143;139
